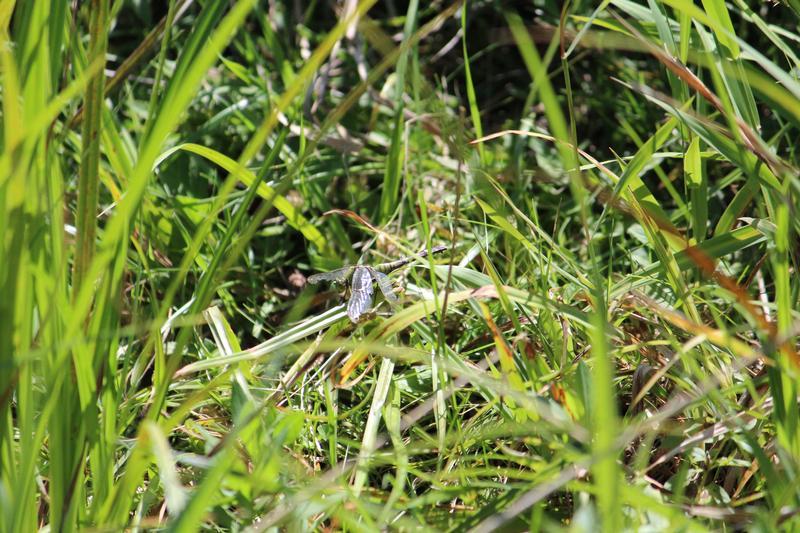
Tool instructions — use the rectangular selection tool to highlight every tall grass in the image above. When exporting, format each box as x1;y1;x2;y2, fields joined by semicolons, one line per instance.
1;0;799;530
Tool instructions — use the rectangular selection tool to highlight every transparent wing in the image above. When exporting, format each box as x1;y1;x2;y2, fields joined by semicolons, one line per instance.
347;267;374;322
347;287;373;322
308;266;353;285
372;270;398;304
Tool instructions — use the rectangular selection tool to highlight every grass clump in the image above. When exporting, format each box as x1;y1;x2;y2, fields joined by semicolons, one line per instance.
1;1;799;530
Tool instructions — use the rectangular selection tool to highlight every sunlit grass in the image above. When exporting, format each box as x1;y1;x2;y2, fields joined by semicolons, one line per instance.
1;1;799;530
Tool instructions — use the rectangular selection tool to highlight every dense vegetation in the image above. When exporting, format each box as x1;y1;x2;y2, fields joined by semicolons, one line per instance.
2;0;800;530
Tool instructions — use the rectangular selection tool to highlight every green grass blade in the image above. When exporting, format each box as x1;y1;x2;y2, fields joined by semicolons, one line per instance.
156;142;326;251
378;0;419;223
72;0;108;294
461;3;484;163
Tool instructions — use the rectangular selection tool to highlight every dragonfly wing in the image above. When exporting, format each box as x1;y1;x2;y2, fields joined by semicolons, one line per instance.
308;267;353;285
347;266;374;322
372;270;398;304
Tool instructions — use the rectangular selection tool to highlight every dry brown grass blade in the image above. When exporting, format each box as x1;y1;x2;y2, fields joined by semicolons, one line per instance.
631;291;767;365
609;10;790;177
478;300;518;378
474;129;797;366
322;208;381;233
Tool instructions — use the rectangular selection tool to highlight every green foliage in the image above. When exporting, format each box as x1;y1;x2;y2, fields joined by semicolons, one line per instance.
1;0;799;530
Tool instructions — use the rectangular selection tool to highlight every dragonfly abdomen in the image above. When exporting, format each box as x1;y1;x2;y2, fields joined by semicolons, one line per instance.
374;245;448;273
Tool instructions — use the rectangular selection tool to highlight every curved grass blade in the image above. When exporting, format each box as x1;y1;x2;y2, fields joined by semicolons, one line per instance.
174;304;347;377
155;143;327;252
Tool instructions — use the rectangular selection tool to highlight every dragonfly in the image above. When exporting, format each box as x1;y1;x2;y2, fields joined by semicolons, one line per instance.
308;245;448;323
